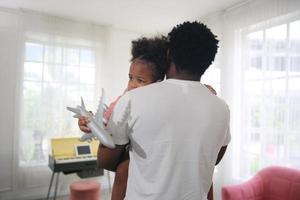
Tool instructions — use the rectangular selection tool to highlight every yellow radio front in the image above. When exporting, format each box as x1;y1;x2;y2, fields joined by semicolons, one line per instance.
50;137;99;159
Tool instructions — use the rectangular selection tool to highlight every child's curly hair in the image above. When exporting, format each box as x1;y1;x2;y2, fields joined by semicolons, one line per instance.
168;21;219;76
131;36;169;81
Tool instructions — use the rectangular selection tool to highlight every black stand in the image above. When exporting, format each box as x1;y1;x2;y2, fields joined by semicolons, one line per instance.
46;171;60;200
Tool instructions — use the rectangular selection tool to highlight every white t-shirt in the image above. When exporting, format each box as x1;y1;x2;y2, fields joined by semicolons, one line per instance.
107;79;231;200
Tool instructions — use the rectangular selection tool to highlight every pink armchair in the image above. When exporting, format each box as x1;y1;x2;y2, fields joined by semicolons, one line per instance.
222;166;300;200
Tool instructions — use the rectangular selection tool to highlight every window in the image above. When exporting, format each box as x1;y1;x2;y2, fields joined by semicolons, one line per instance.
234;18;300;179
20;40;97;166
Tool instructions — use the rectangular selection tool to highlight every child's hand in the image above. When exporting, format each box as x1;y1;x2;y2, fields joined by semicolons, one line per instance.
78;116;92;133
204;84;217;95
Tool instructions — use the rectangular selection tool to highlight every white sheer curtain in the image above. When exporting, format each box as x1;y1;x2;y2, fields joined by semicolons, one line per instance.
20;12;104;166
14;10;107;198
0;7;140;199
203;0;300;199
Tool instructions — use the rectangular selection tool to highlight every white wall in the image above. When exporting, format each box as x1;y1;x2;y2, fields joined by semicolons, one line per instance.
100;27;143;103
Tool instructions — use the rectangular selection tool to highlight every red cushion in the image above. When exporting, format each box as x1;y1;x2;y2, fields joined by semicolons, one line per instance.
69;180;101;200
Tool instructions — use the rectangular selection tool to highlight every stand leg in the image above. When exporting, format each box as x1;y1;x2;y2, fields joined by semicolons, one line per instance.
53;172;60;200
106;170;112;193
46;171;55;200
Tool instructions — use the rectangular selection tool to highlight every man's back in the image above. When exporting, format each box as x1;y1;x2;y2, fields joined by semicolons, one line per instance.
113;79;230;200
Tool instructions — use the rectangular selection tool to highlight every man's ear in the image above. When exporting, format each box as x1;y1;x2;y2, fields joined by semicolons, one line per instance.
166;49;172;68
166;62;176;78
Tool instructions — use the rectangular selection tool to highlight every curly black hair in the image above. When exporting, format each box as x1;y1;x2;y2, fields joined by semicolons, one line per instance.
131;36;168;81
168;21;219;76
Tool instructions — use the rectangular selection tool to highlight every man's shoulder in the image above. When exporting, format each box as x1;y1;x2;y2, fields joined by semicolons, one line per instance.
210;96;231;119
128;81;166;96
214;95;229;109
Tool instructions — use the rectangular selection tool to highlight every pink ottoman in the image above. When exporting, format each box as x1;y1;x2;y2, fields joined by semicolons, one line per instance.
69;180;101;200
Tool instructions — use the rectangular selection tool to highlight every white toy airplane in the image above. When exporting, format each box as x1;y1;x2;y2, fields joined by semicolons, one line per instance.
66;89;116;149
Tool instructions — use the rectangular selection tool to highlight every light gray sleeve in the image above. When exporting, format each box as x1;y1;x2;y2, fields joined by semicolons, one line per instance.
223;104;231;146
223;127;231;146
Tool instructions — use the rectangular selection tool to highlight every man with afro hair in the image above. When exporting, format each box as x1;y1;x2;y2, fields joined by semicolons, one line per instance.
97;21;231;200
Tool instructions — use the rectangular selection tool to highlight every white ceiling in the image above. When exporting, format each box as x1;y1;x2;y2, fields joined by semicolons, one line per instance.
0;0;246;34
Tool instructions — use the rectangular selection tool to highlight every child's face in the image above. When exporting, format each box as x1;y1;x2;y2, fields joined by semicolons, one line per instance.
127;59;155;91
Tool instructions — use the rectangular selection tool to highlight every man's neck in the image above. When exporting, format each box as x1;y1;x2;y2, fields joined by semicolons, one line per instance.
166;63;201;81
166;74;200;81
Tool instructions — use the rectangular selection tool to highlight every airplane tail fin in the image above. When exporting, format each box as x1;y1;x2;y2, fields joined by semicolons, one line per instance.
80;97;86;110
